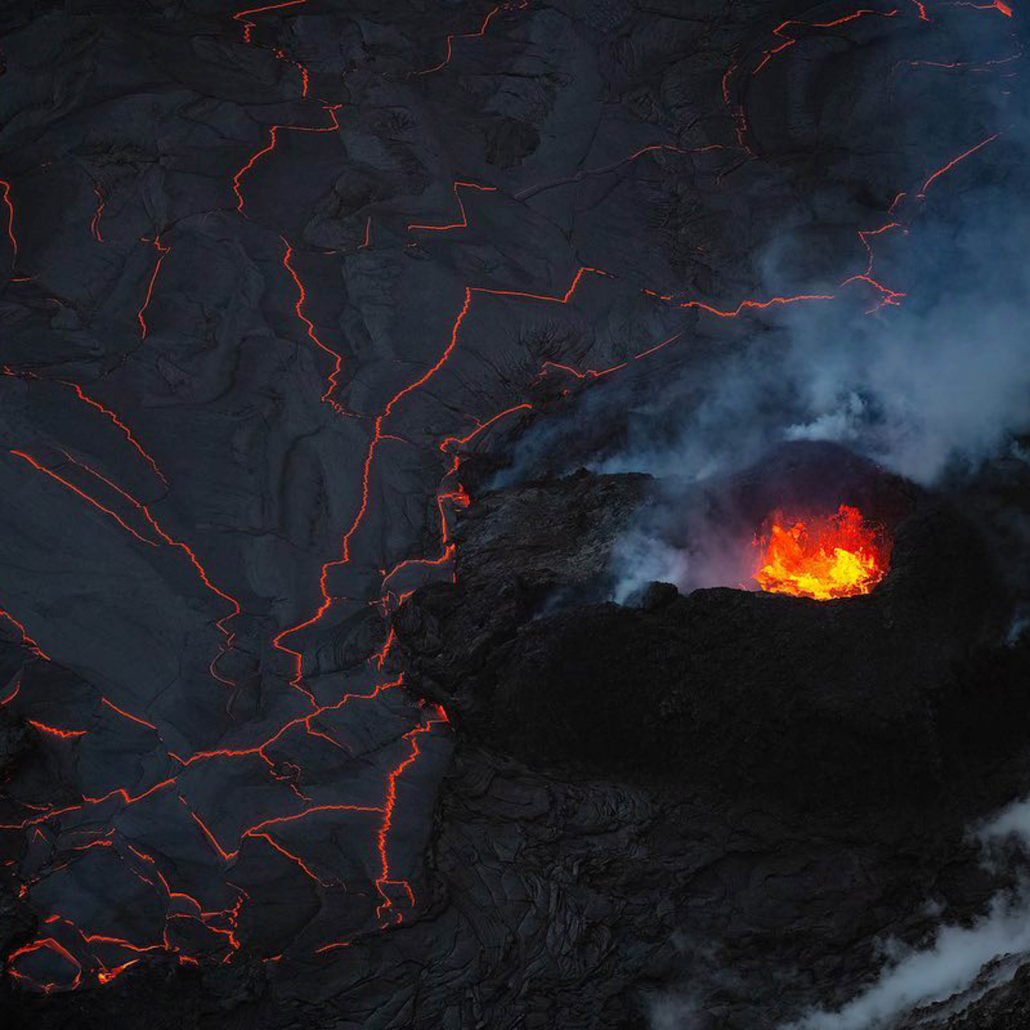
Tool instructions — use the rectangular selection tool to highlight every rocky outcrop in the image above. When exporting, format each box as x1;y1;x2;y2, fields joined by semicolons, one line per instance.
397;457;1022;812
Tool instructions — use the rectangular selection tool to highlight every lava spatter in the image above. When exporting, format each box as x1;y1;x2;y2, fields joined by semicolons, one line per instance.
276;253;838;694
753;505;891;600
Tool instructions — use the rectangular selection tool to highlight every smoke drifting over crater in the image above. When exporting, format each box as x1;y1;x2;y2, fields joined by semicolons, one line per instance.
516;161;1030;499
476;12;1030;1029
495;24;1030;502
606;183;1030;598
496;86;1030;612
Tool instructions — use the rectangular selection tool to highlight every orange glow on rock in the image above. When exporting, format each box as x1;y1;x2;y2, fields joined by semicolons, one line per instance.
753;505;890;600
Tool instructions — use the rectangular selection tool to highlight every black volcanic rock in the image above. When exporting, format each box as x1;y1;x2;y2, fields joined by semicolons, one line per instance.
397;464;1021;817
911;961;1030;1029
383;465;1030;1029
6;465;1030;1028
1;1;1028;1028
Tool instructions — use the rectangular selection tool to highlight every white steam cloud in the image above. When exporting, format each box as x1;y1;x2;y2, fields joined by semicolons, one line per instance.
601;188;1030;602
778;282;1030;485
774;796;1030;1030
647;995;704;1030
624;23;1030;1030
610;530;692;604
782;893;1030;1030
598;260;1030;492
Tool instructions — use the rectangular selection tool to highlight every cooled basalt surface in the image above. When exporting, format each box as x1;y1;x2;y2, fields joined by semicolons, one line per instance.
1;0;1029;1027
396;465;1022;803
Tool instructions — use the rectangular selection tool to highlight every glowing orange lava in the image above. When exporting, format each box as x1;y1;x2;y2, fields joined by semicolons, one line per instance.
753;504;890;600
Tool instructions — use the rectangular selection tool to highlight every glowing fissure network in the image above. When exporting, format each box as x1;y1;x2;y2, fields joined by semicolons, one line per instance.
89;185;105;243
411;1;531;77
720;0;1015;155
0;177;17;261
0;0;1016;992
136;235;169;340
231;104;342;216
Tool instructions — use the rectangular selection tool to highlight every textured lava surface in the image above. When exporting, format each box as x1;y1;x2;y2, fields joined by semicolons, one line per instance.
0;0;1027;1027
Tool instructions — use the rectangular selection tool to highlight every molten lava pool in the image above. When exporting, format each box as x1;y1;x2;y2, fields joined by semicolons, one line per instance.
753;504;891;600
